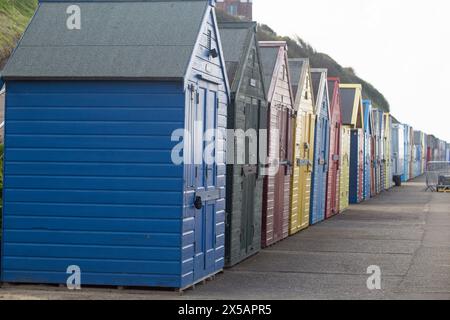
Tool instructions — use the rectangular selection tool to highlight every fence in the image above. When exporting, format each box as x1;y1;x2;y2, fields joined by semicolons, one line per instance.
426;161;450;192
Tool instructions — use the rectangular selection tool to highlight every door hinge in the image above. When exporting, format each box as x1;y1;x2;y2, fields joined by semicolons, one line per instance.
189;85;195;101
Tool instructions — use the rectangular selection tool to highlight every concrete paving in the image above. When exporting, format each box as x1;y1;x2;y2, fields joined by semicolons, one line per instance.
0;176;449;300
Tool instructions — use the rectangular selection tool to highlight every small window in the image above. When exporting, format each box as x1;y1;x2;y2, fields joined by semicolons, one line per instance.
252;49;256;68
227;4;238;16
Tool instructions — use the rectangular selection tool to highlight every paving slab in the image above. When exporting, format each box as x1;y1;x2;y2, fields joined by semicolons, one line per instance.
265;238;420;255
231;251;412;277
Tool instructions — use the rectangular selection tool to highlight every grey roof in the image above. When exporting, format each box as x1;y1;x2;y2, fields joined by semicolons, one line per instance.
288;60;304;90
218;22;255;90
225;61;240;87
288;59;306;100
327;79;338;104
391;116;400;124
327;81;333;103
289;58;313;111
259;46;279;95
2;1;210;80
310;69;328;115
414;131;422;145
311;71;321;104
340;87;356;125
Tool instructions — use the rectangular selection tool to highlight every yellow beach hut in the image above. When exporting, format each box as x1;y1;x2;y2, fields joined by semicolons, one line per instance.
384;113;393;189
288;58;316;234
339;84;364;207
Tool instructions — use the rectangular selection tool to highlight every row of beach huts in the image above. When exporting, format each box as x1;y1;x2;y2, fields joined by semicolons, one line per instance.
0;0;449;290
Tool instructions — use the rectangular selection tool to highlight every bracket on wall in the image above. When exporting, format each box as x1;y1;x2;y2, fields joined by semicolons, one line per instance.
195;189;221;203
196;74;220;85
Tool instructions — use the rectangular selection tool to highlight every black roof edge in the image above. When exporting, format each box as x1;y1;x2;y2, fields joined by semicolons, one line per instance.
218;21;257;29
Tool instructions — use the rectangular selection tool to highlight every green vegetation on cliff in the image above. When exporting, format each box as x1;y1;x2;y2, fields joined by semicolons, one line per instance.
0;0;38;69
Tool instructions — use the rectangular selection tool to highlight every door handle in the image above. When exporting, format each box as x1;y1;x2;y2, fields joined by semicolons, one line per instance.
194;196;203;210
205;165;213;179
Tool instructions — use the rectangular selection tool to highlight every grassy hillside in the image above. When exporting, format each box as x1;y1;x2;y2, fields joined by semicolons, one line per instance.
0;0;37;69
217;11;390;112
256;24;390;112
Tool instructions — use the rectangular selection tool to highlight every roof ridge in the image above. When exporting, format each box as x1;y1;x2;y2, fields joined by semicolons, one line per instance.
218;21;256;28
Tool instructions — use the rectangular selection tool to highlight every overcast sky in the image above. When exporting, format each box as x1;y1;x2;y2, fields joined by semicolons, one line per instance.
254;0;450;142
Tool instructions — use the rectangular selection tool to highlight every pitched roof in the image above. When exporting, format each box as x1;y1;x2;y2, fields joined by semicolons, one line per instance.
327;79;336;104
2;0;210;80
311;71;322;105
340;88;356;125
327;77;340;106
289;59;315;113
391;115;400;124
288;59;305;96
362;99;373;134
218;21;257;91
371;108;380;136
259;45;280;95
414;131;422;145
310;68;330;117
339;84;363;128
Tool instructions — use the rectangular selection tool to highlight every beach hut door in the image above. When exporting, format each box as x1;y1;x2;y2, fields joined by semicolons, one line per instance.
240;102;260;255
193;82;219;279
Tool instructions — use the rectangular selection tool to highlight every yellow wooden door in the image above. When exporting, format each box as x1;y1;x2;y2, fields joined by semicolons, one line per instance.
339;126;351;212
302;113;315;227
290;110;314;234
289;111;302;235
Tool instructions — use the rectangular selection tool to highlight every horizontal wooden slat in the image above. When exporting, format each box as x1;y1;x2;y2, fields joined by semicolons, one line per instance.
5;230;182;247
5;189;183;205
4;244;181;262
7;135;179;150
6;149;175;163
4;216;182;233
5;163;183;177
6;176;182;192
3;202;182;219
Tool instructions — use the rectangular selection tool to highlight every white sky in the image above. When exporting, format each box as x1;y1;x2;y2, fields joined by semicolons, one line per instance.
254;0;450;142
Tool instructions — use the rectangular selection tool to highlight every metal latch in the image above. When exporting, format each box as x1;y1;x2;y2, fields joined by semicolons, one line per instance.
194;189;221;210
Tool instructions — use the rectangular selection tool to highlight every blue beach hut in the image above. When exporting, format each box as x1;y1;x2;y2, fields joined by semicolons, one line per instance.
309;69;330;225
362;100;373;200
0;0;230;290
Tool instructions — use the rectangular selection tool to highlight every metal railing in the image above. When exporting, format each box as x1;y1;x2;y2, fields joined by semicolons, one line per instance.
426;161;450;192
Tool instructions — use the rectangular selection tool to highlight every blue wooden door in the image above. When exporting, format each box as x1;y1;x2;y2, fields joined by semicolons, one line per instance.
364;134;371;199
318;116;328;219
311;115;327;225
193;81;218;281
